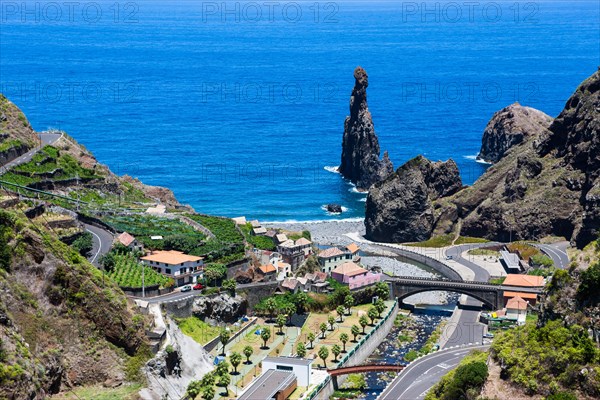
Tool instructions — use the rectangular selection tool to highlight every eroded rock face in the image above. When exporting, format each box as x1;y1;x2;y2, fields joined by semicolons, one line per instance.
477;103;552;163
338;67;393;190
192;293;247;323
365;156;462;243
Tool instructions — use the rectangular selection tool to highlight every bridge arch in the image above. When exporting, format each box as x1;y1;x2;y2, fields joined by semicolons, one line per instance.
396;287;496;310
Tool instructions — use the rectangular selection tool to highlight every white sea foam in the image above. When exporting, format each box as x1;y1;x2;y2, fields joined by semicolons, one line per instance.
320;205;349;214
324;165;340;174
348;186;367;194
359;197;367;202
465;154;492;165
263;217;363;224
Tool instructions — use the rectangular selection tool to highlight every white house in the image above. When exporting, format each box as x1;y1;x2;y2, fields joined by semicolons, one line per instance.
318;247;346;274
140;250;204;286
262;356;314;387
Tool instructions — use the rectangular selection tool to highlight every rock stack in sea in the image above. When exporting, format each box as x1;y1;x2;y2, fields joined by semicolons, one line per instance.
338;66;393;190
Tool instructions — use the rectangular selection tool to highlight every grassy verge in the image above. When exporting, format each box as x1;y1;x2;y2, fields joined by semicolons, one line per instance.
51;384;142;399
176;316;223;345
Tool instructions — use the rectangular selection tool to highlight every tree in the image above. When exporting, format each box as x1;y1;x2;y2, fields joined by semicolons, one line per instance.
201;385;215;400
375;282;390;299
186;380;202;399
340;333;349;352
297;342;307;358
243;345;253;364
99;252;116;273
200;371;216;387
307;332;316;349
204;262;227;285
276;314;286;334
332;344;341;362
261;327;271;348
368;307;378;325
222;278;236;295
72;232;93;256
320;322;328;339
230;352;242;374
265;297;277;322
344;294;354;315
284;303;296;325
359;315;368;334
216;360;230;376
295;292;309;314
217;372;230;387
328;315;336;331
219;329;230;356
336;305;345;322
375;298;386;318
318;346;329;368
351;325;360;341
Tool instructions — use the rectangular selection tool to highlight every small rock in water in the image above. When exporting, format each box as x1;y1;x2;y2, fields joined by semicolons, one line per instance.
327;203;343;213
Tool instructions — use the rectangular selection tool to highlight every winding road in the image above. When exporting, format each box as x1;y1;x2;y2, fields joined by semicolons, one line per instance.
0;132;62;173
84;223;114;266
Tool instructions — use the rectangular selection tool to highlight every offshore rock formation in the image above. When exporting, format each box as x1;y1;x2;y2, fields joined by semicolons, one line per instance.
365;69;600;247
339;67;393;190
365;156;462;243
477;102;553;163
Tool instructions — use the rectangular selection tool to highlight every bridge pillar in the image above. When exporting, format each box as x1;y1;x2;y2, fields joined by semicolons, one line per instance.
332;375;339;391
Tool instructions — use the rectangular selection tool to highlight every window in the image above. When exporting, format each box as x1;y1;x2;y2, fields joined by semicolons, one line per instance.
276;365;293;372
166;269;171;274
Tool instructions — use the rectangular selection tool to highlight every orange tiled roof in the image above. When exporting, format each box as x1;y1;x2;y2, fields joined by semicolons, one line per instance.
117;232;136;247
506;296;528;310
295;237;312;246
346;243;360;253
141;250;202;265
332;262;367;277
503;274;544;287
318;247;344;258
504;291;537;300
259;264;276;274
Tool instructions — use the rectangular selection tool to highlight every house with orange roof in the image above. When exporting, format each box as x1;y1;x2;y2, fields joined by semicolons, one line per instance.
318;247;346;273
345;243;360;261
257;264;277;281
141;250;204;286
116;232;141;251
331;261;382;289
502;274;544;306
506;296;528;324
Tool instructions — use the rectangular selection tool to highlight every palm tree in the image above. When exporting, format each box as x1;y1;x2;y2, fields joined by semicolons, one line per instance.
261;327;271;349
295;292;308;314
318;346;329;368
202;385;215;399
368;307;378;325
320;322;328;339
276;314;286;334
265;297;276;322
328;315;335;331
344;294;354;315
359;315;368;334
340;333;349;352
336;305;345;322
351;325;360;341
307;332;316;349
297;342;306;358
219;329;230;356
331;344;341;362
230;352;242;374
375;298;386;317
243;345;253;364
284;303;296;325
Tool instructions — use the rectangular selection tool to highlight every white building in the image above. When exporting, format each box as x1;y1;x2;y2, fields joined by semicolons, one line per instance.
140;250;204;286
262;356;314;387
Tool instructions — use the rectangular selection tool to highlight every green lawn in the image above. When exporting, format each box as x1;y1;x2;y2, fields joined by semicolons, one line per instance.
177;316;228;345
51;384;141;399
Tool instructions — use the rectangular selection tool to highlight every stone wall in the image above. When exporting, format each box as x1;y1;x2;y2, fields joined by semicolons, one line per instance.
237;281;279;309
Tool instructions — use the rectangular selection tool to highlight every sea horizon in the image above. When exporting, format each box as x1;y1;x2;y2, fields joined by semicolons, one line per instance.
2;0;598;221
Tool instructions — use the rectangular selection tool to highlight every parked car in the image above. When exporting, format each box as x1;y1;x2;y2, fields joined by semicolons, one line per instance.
180;285;192;292
445;255;453;260
483;333;495;338
193;283;204;290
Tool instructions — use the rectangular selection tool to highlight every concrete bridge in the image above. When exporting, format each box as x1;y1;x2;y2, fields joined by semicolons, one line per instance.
327;364;405;389
389;276;543;310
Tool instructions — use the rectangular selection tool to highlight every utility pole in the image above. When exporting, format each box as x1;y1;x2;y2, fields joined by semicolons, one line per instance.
142;263;145;298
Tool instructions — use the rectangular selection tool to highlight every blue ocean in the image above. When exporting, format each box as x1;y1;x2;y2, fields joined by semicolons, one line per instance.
1;0;598;221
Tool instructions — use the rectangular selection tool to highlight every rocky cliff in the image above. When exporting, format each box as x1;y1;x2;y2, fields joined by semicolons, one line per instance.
365;69;600;247
477;102;553;163
365;156;462;242
338;67;393;190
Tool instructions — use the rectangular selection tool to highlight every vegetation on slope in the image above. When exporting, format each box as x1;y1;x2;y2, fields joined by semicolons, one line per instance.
425;350;489;400
0;205;149;398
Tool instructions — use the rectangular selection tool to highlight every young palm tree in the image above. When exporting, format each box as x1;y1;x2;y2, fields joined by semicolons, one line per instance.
243;345;253;364
331;344;341;362
276;314;286;334
297;342;307;358
344;294;354;315
328;315;335;331
351;324;360;341
307;332;316;348
318;346;329;368
229;352;242;374
320;322;328;339
368;307;378;325
340;333;349;352
359;315;368;334
336;305;345;322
